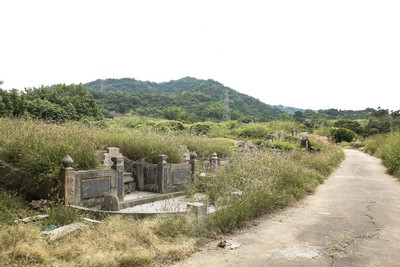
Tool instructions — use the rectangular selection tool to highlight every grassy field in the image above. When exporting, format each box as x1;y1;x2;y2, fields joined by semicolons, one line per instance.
0;116;344;266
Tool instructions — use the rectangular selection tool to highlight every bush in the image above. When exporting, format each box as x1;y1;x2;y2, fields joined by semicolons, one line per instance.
364;134;387;157
190;122;212;134
331;127;356;143
182;136;234;159
239;124;268;139
382;132;400;176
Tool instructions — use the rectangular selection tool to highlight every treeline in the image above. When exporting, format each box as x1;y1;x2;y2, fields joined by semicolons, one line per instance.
292;108;374;123
0;82;103;122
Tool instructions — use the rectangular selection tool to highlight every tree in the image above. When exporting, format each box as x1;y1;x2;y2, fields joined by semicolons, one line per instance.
333;119;364;135
24;84;103;121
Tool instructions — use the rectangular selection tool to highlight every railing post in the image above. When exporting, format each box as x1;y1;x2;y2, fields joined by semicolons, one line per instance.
189;152;199;183
136;158;146;191
157;155;168;194
59;155;77;205
111;156;124;201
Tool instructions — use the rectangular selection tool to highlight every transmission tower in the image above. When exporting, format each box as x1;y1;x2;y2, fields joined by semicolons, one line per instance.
224;88;231;121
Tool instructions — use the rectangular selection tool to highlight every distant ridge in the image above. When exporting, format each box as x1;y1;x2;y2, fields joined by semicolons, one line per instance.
85;77;286;122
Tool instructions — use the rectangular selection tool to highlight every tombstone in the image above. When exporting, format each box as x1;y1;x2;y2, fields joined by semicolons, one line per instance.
301;138;311;151
234;141;246;147
211;152;218;170
274;130;279;140
279;131;285;140
178;145;190;162
247;140;254;149
101;194;120;211
292;128;298;137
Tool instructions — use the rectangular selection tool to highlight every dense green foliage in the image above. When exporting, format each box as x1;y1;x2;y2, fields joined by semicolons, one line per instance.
86;77;285;122
333;119;364;135
0;83;103;122
330;127;357;143
364;108;400;135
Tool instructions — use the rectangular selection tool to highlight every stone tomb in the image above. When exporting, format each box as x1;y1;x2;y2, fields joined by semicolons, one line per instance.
59;148;199;208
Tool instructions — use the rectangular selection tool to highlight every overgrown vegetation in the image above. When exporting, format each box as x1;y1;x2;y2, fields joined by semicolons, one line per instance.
199;143;343;232
0;117;237;181
0;139;344;266
364;132;400;177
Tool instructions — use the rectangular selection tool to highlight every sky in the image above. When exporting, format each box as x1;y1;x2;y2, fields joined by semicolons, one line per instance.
0;0;399;111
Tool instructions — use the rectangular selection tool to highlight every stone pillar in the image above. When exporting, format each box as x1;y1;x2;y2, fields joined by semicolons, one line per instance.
211;152;218;170
292;128;298;137
59;155;77;205
111;156;124;201
136;158;146;191
157;155;168;194
187;202;207;222
189;152;199;183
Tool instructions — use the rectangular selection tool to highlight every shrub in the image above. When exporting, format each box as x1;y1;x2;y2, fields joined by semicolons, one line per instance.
382;132;400;176
182;136;234;159
331;127;356;143
364;134;387;157
239;124;268;139
190;122;212;134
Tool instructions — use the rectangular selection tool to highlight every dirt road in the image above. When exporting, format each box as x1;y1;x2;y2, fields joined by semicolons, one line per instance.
172;150;400;267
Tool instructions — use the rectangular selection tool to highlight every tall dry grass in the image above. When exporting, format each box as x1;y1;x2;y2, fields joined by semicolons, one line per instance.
201;144;344;232
0;118;234;182
0;216;196;266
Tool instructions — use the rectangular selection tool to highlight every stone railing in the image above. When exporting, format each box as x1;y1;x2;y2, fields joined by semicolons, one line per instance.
59;149;200;208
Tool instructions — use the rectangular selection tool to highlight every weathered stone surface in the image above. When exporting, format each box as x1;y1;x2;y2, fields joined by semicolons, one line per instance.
187;202;207;222
101;194;120;211
172;170;190;184
82;178;110;199
62;155;74;168
42;222;84;241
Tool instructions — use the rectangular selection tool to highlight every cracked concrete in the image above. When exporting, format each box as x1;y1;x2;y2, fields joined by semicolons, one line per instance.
170;150;400;267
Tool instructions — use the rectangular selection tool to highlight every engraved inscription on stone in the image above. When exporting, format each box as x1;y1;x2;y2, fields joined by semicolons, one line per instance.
82;178;110;199
172;170;189;184
144;166;156;184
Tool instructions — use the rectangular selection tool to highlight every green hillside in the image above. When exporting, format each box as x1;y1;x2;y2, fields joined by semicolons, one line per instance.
85;77;284;122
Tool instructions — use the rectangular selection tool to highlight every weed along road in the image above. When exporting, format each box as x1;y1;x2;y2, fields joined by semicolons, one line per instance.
172;150;400;267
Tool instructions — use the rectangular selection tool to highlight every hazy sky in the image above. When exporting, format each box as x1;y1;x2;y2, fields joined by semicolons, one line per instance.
1;0;399;111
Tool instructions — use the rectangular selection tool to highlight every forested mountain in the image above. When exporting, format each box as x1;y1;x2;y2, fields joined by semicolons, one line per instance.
85;77;285;122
